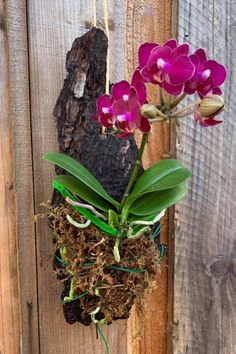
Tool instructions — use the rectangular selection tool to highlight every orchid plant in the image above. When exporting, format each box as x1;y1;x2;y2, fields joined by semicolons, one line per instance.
44;39;226;262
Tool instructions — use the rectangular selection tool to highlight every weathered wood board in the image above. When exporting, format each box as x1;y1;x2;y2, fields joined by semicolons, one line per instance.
125;2;175;354
0;2;20;353
28;1;127;353
4;1;40;353
174;1;236;354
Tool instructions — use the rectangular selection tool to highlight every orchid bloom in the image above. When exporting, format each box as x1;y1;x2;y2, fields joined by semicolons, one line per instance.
184;48;227;96
95;94;115;128
94;78;150;137
113;86;151;137
138;39;195;96
94;38;227;136
111;70;147;105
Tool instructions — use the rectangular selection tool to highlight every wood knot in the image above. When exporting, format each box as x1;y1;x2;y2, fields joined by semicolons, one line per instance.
206;254;231;279
27;300;32;308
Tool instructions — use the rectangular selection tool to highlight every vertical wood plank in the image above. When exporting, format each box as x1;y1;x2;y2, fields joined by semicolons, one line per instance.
174;1;236;353
28;1;127;353
125;1;175;354
5;1;40;352
0;2;20;353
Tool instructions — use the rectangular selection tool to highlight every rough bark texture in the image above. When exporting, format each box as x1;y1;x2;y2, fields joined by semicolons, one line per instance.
52;27;144;324
53;27;141;203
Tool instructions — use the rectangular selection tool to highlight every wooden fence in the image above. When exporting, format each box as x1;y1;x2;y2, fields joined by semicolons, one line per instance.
0;1;235;353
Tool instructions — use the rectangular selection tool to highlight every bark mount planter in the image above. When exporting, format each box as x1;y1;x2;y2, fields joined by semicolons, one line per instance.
48;27;163;326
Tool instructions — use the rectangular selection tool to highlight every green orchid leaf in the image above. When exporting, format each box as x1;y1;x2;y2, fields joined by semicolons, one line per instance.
44;152;119;209
130;159;191;197
53;175;113;212
121;159;191;218
129;183;188;216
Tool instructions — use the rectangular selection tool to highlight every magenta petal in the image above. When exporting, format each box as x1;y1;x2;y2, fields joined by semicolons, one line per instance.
118;119;135;133
200;117;222;127
212;87;222;95
195;48;207;64
129;86;138;101
140;66;155;83
189;54;200;67
195;109;222;127
99;114;115;128
164;39;177;49
162;81;184;96
138;42;158;67
129;97;142;125
167;55;195;85
133;82;147;104
205;60;227;87
147;46;172;70
113;98;128;116
117;112;132;122
112;81;130;100
97;94;113;113
131;69;146;85
197;78;213;96
184;80;197;95
139;117;151;132
172;43;190;57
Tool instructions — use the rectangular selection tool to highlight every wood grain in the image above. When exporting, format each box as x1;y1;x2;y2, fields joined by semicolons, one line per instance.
0;2;20;353
5;1;40;353
27;1;127;353
174;1;236;353
125;1;175;354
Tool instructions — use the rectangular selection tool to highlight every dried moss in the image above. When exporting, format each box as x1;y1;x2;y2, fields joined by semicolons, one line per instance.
46;203;161;325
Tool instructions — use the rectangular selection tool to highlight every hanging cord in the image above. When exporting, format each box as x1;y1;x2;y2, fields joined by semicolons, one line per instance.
103;0;110;94
93;0;97;27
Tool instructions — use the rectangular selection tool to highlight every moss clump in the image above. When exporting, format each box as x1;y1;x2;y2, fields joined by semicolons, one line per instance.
47;203;160;325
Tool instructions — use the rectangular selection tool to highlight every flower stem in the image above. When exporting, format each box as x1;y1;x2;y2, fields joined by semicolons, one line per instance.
119;133;148;212
171;99;201;118
166;94;171;110
155;108;168;120
150;117;164;122
171;93;187;108
114;134;148;262
171;109;195;118
160;88;165;105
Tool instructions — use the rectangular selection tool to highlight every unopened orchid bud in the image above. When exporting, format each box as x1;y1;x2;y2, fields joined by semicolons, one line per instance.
199;94;224;117
141;104;158;119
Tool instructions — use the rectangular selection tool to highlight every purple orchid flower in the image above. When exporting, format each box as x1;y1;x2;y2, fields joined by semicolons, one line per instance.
184;48;227;96
138;39;195;96
94;94;115;128
195;109;222;127
111;69;147;105
94;79;150;137
113;86;151;137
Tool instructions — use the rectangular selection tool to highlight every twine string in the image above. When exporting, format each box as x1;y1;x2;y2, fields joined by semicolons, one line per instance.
103;0;110;94
93;0;97;27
